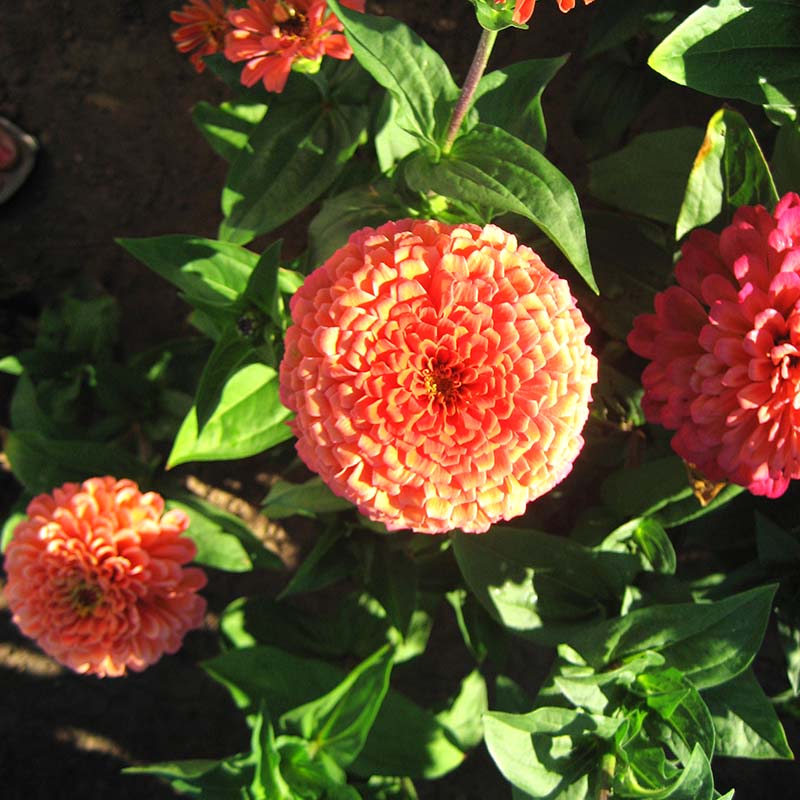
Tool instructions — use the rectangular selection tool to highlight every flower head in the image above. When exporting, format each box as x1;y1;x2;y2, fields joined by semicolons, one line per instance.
628;193;800;498
498;0;595;25
171;0;231;73
279;220;597;534
224;0;365;94
3;477;207;677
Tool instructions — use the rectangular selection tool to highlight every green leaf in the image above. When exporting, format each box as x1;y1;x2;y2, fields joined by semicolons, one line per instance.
589;127;704;226
0;354;22;375
281;646;393;767
263;477;354;519
584;0;695;59
648;0;800;112
600;456;693;520
569;584;778;690
308;182;410;268
676;108;779;239
755;512;800;569
220;76;367;244
165;498;283;573
192;100;267;162
572;58;658;159
434;670;488;751
452;527;640;643
118;235;257;309
447;588;509;667
221;591;393;659
252;708;294;800
483;707;619;799
466;0;518;31
474;57;568;152
125;756;253;799
406;124;597;292
1;509;26;553
4;431;149;495
634;668;715;759
203;645;465;779
278;529;356;599
361;776;418;800
580;211;674;341
374;94;423;173
364;544;419;635
194;327;255;432
601;518;677;575
703;669;794;759
772;119;800;195
326;0;459;147
168;363;293;467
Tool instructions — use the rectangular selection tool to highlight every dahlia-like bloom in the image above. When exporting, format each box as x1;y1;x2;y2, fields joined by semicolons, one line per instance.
628;193;800;498
224;0;365;94
171;0;231;73
279;219;597;534
499;0;595;25
3;477;207;677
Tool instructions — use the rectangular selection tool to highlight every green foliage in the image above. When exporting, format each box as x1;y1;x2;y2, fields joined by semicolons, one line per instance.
406;124;597;292
589;128;704;226
168;362;293;467
7;4;799;800
220;65;369;244
327;0;462;150
649;0;800;112
473;57;567;152
203;645;466;779
676;108;778;239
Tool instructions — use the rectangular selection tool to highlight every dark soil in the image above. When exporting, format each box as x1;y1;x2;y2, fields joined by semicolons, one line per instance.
1;1;798;798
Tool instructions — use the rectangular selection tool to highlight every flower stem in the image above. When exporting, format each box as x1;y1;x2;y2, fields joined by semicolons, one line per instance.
442;28;498;154
597;752;616;800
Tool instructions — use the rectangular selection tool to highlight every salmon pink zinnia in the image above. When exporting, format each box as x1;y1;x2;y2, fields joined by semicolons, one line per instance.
3;477;207;677
171;0;231;74
279;219;598;534
628;193;800;498
224;0;365;94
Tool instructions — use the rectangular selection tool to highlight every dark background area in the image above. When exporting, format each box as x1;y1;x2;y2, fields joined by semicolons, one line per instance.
1;1;798;797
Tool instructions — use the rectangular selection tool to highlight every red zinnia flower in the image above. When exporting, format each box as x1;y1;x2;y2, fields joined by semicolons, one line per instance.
500;0;595;25
224;0;365;94
628;193;800;498
279;220;598;534
3;477;207;677
170;0;231;73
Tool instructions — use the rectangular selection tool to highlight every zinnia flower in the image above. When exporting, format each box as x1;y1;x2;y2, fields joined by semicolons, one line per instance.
279;219;598;534
171;0;231;73
628;193;800;498
500;0;595;25
3;477;207;677
224;0;365;94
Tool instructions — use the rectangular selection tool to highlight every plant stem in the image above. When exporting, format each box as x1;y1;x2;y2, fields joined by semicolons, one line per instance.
442;28;498;154
597;752;617;800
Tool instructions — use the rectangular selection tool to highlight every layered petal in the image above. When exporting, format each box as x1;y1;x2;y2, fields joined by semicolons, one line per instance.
628;193;800;498
3;477;207;677
279;219;598;534
223;0;363;93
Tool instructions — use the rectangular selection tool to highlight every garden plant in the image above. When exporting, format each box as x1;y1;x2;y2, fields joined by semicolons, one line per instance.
2;0;800;797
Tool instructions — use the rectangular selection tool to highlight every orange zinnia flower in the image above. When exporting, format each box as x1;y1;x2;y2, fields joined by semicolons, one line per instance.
506;0;595;25
279;220;598;534
629;193;800;498
224;0;365;94
3;477;207;677
170;0;231;73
